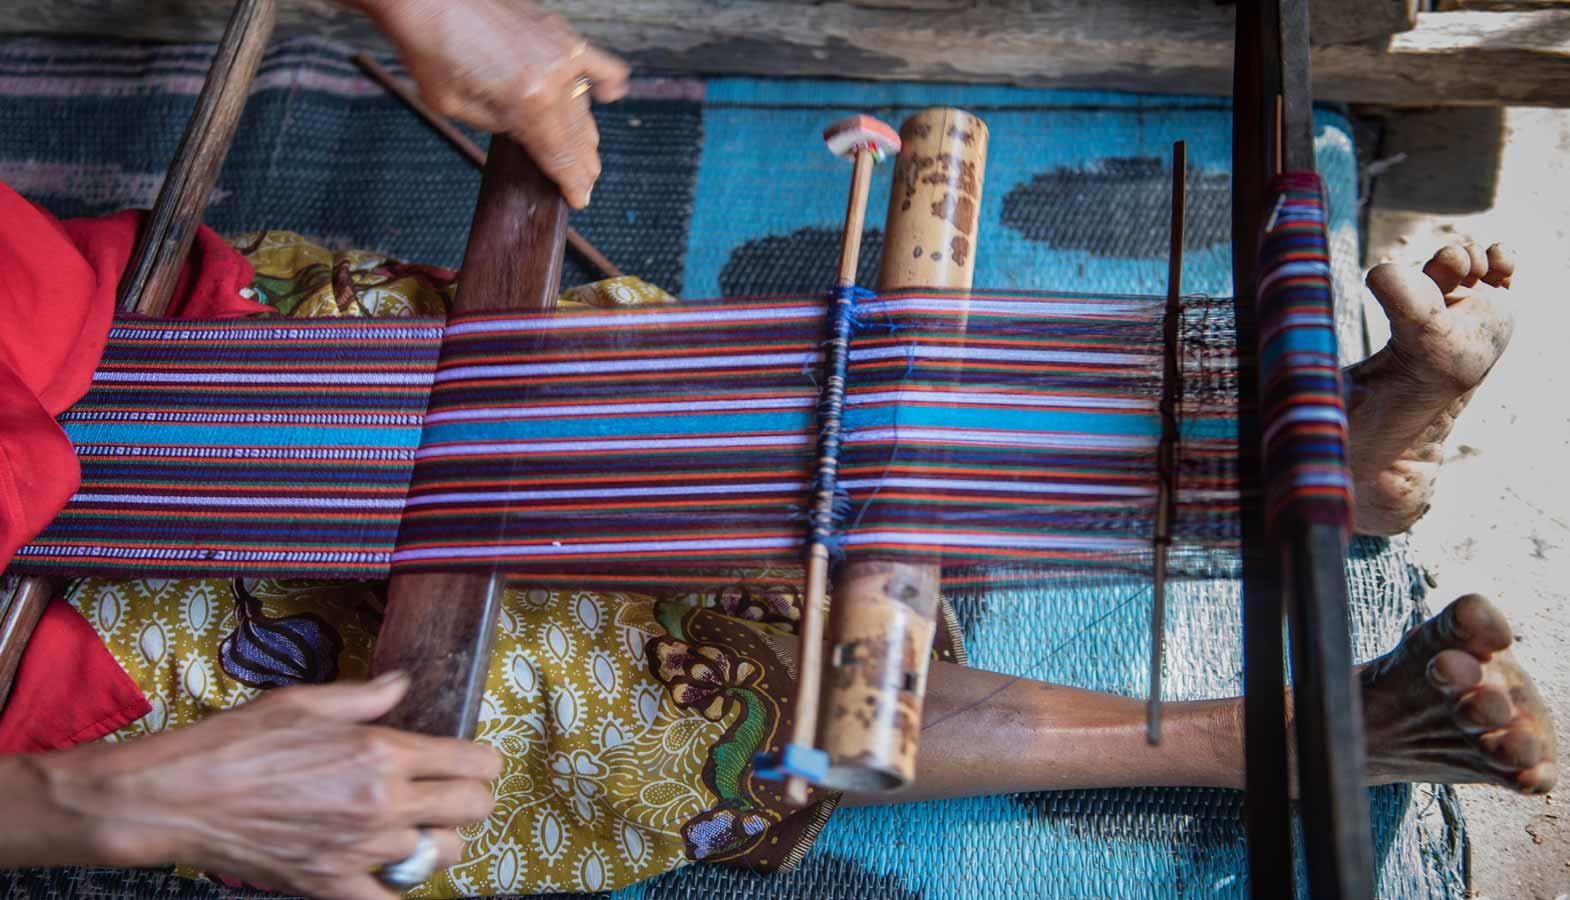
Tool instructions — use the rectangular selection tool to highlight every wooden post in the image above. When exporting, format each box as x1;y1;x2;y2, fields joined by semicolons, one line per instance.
372;135;568;738
0;0;276;716
817;107;987;792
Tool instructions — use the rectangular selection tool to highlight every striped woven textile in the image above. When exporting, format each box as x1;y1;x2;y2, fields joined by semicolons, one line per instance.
392;289;1241;579
13;317;445;577
1256;172;1352;532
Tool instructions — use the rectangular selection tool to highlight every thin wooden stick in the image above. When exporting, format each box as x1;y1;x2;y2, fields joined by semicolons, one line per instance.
350;53;622;280
785;145;877;807
0;0;276;717
1148;139;1186;745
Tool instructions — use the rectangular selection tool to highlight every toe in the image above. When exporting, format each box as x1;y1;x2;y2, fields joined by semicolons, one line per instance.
1449;593;1515;655
1517;760;1558;795
1408;594;1515;664
1458;243;1489;290
1455;682;1514;732
1428;648;1483;696
1482;244;1515;289
1481;724;1548;771
1422;244;1473;295
1367;260;1446;327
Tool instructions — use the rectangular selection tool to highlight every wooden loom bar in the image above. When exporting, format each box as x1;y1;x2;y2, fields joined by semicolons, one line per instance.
0;0;277;715
348;53;623;281
817;107;987;792
372;135;568;738
1273;0;1374;895
1231;0;1296;893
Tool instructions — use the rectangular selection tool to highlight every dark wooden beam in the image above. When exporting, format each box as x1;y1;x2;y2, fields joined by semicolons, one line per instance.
11;3;1570;106
371;135;567;739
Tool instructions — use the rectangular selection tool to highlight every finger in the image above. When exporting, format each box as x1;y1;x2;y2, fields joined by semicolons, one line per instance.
388;731;505;780
393;778;498;827
1483;243;1516;288
360;826;465;869
514;98;596;208
584;47;630;103
274;671;410;723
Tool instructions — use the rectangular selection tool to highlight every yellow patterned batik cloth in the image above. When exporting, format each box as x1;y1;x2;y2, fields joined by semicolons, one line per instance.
71;232;858;895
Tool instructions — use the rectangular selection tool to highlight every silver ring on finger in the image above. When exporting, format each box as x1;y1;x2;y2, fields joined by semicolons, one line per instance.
379;827;440;890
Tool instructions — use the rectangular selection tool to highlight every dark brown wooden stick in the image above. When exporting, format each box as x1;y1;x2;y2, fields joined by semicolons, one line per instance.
0;0;276;718
120;0;275;315
349;53;622;281
372;135;567;739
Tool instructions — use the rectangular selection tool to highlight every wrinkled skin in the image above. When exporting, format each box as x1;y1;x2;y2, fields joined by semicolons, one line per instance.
351;0;630;209
1348;242;1517;535
22;673;501;900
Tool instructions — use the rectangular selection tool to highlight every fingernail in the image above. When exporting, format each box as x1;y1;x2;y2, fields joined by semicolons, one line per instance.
583;185;593;206
373;670;408;686
1427;659;1449;686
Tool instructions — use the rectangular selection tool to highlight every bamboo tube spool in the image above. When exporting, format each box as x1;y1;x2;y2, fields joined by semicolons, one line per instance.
817;107;988;792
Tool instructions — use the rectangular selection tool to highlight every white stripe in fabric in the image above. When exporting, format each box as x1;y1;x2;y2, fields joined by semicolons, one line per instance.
849;344;1155;367
436;350;820;381
415;433;811;458
390;536;799;562
847;389;1152;412
841;531;1149;551
837;476;1155;498
423;395;813;423
92;371;436;386
443;303;822;335
69;493;406;510
406;480;809;506
844;427;1155;452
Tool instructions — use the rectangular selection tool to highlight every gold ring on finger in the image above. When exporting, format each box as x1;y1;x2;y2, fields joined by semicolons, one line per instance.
570;75;593;100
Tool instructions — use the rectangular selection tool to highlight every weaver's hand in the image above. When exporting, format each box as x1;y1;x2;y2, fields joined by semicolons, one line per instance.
39;672;501;900
350;0;629;208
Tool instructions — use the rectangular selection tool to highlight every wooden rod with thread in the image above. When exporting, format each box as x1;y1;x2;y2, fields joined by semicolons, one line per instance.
785;147;876;807
0;0;277;717
350;53;622;280
1148;139;1186;745
817;108;988;794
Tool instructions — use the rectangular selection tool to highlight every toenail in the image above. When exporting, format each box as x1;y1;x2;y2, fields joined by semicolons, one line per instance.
1427;659;1450;686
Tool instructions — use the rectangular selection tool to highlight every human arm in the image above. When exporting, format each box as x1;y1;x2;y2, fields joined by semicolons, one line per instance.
342;0;629;209
0;671;501;900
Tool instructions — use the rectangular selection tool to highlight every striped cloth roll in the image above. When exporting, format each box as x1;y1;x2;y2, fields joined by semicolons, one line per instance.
13;317;445;577
1256;172;1353;532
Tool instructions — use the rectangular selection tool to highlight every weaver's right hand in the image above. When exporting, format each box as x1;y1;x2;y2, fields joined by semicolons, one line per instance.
347;0;630;209
41;671;501;900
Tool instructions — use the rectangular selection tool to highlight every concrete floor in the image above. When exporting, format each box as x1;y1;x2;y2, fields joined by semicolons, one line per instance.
1364;107;1570;900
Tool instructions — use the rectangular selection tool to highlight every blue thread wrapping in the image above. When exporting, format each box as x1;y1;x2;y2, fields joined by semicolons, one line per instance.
806;285;873;550
752;743;831;783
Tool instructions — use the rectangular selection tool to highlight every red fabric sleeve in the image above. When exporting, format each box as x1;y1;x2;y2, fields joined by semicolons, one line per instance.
0;181;264;753
0;601;151;753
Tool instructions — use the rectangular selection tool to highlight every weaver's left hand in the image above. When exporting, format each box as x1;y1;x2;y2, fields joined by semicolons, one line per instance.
346;0;629;209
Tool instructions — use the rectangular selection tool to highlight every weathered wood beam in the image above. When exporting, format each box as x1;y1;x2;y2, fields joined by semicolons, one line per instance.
8;3;1570;106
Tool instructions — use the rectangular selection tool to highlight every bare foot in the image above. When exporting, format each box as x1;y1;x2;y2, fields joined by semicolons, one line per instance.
1346;243;1516;535
1357;594;1555;794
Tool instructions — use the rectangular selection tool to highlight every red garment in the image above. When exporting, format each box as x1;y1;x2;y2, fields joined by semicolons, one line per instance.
0;181;266;753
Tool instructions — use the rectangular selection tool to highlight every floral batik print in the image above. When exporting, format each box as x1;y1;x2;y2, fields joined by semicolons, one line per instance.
72;234;956;896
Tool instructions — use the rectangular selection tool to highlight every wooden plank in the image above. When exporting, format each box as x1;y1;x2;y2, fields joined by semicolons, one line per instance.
371;135;567;739
1310;0;1416;45
10;3;1570;106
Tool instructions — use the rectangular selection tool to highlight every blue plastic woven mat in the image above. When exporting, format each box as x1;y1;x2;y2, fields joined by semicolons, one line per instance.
0;34;1465;899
